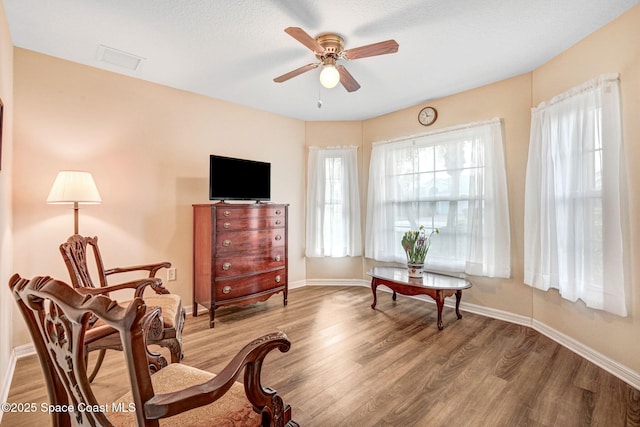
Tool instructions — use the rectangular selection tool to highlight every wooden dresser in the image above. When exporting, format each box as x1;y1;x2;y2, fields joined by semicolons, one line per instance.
192;203;289;327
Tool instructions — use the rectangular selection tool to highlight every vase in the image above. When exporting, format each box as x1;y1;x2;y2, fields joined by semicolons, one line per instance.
407;263;424;278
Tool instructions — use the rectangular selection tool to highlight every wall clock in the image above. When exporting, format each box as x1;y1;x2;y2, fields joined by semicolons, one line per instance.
418;106;437;126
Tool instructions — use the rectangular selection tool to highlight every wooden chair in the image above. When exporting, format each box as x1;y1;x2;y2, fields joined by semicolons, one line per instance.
59;234;185;381
9;274;298;427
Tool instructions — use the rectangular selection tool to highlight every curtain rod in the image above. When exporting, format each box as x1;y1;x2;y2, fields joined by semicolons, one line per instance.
308;145;360;151
372;117;502;146
532;73;619;112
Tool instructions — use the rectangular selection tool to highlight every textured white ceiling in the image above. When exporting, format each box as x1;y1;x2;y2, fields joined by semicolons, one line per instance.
4;0;639;121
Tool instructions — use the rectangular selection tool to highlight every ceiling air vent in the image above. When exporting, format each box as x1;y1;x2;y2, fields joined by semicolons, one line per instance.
97;45;145;71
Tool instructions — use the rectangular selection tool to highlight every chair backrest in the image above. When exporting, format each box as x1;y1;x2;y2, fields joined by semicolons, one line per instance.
9;274;156;426
59;235;108;290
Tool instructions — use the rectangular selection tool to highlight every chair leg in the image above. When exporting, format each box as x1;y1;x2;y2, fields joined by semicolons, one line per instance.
88;349;107;383
165;338;183;363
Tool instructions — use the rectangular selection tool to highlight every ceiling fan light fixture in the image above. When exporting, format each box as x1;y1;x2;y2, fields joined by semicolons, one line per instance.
276;27;398;93
319;64;340;88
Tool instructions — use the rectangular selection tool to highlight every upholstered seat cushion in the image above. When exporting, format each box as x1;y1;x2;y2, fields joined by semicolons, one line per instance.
109;294;181;329
109;363;262;426
139;294;181;328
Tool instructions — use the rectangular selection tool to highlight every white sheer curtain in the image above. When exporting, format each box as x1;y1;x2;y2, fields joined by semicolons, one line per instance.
306;146;362;257
524;74;627;316
365;118;511;278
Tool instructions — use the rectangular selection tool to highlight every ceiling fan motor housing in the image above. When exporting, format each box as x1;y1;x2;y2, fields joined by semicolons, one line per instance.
315;33;345;61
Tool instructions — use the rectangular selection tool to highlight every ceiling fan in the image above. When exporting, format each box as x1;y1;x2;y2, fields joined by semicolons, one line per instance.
274;27;399;92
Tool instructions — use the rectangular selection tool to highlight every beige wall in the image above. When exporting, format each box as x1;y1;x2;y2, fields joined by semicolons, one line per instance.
8;2;640;380
304;73;535;320
358;5;640;373
362;73;534;318
304;4;640;374
12;49;306;346
528;5;640;371
304;121;365;279
0;0;14;394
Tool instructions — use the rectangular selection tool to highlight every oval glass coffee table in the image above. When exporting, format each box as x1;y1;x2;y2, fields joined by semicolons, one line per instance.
367;267;472;330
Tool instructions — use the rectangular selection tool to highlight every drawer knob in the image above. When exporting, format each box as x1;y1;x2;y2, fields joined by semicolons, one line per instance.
275;209;282;215
275;235;282;241
222;262;231;271
274;255;281;262
223;210;231;217
275;219;282;225
222;240;232;247
275;275;281;283
222;285;232;294
223;222;231;229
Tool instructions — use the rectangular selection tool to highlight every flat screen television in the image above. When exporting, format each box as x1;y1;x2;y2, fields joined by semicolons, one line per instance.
209;155;271;201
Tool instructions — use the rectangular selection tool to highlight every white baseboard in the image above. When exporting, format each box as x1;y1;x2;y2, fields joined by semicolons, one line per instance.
288;279;308;290
0;344;36;423
7;281;639;396
13;343;36;359
531;319;640;390
0;351;17;423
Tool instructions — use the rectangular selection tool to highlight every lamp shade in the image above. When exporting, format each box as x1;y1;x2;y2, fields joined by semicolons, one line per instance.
47;171;102;204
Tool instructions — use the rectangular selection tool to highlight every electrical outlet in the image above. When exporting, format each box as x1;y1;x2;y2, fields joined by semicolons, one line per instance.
167;268;177;281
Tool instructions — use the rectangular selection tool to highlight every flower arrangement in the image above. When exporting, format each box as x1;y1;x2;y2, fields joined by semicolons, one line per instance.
401;226;439;264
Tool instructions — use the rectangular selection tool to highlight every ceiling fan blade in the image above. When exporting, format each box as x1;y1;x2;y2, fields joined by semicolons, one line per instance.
337;65;361;92
284;27;325;54
274;63;319;83
343;39;399;60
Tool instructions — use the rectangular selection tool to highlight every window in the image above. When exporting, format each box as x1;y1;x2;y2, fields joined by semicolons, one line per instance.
524;74;627;316
306;146;362;257
365;118;510;278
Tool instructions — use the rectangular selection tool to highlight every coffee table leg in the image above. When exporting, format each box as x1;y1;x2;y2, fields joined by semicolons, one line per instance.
455;290;463;319
371;278;378;309
436;290;445;330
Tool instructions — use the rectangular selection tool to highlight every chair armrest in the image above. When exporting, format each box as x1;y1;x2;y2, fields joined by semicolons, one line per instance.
104;261;171;278
144;331;291;420
77;277;168;297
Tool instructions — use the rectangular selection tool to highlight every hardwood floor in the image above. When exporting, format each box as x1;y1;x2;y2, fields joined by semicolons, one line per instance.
4;285;640;426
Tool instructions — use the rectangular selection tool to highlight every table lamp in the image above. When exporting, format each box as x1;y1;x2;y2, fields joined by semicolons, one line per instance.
47;170;102;234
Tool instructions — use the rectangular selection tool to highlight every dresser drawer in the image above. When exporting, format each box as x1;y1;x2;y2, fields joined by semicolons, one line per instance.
215;229;285;254
215;250;285;277
216;206;286;220
215;216;285;232
215;270;285;301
